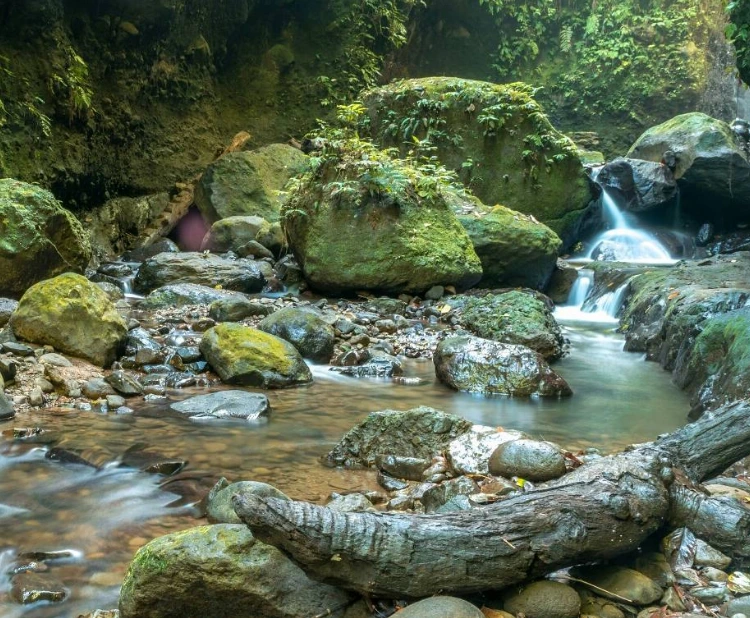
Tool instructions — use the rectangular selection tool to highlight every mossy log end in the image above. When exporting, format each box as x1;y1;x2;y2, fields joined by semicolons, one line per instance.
233;401;750;598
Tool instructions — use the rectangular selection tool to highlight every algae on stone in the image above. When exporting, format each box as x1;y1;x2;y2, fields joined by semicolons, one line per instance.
457;205;561;290
11;273;126;367
282;136;482;295
200;323;312;388
119;524;352;618
455;291;565;360
0;179;92;298
627;112;750;211
360;77;591;241
195;144;309;224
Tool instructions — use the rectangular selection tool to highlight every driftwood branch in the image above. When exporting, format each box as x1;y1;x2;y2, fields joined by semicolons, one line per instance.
233;401;750;598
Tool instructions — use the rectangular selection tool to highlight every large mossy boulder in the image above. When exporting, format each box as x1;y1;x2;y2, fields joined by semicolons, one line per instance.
0;179;92;298
11;273;127;367
434;335;572;397
134;253;267;294
119;524;352;618
627;113;750;213
258;307;335;362
454;291;565;360
361;77;591;241
457;204;561;290
200;323;312;388
195;144;309;224
282;137;482;295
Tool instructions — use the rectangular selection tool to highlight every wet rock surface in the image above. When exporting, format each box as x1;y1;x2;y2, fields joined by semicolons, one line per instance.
258;306;335;362
170;390;270;421
118;524;352;618
134;253;267;295
200;323;312;388
434;335;572;397
488;438;567;481
325;407;473;468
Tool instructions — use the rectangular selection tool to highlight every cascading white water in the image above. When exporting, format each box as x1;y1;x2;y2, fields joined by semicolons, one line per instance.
585;169;675;265
555;268;629;323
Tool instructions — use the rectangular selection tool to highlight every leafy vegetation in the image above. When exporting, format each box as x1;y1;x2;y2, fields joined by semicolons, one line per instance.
286;102;467;212
728;0;750;84
49;46;94;124
317;0;424;106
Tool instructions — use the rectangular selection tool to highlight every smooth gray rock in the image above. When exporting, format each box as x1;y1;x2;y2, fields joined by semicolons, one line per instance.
504;580;581;618
258;307;335;362
170;391;270;422
134;253;267;294
207;480;290;524
0;391;15;420
139;284;245;309
489;439;567;482
394;596;483;618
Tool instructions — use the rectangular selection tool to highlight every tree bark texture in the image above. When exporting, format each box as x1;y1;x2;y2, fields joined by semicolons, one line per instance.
233;401;750;598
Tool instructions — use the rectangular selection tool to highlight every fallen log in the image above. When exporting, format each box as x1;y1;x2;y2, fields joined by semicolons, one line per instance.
233;400;750;598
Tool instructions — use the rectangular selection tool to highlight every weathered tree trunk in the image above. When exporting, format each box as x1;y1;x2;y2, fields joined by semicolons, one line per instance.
233;401;750;598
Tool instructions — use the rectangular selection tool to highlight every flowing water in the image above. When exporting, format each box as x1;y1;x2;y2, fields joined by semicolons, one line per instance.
585;170;676;265
0;286;691;617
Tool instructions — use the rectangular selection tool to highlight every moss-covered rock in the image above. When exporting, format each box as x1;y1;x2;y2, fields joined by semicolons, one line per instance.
603;254;750;415
258;306;335;362
282;136;482;295
200;215;284;256
0;179;92;298
457;204;561;290
361;77;591;241
683;307;750;410
200;323;312;388
119;524;352;618
195;144;309;224
206;480;290;525
325;406;473;468
434;335;572;397
454;291;565;360
627;113;750;215
11;273;126;367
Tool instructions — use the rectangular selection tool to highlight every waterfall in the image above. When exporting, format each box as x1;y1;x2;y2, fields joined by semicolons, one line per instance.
584;169;675;265
555;268;629;323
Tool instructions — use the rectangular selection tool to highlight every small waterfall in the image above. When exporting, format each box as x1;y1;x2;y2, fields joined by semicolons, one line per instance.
585;170;675;265
601;188;629;230
555;269;629;323
567;269;593;306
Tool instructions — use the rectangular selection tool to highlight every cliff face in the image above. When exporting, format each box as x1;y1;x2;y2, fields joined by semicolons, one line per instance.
0;0;736;210
0;0;338;208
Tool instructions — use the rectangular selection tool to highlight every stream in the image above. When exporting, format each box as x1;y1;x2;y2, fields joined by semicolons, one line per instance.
0;287;691;617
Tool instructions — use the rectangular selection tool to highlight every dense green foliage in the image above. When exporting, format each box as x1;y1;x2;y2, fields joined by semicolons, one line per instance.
477;0;712;120
318;0;425;105
728;0;750;83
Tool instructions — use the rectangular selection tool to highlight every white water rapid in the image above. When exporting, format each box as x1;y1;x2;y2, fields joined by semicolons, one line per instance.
585;169;676;265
